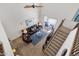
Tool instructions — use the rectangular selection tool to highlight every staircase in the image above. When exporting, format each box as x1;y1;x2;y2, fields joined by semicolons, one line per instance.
43;25;70;56
70;23;79;56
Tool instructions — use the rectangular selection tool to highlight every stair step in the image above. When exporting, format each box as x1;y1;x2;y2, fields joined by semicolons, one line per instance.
55;35;65;41
57;31;68;37
73;44;79;49
50;41;61;48
72;51;79;56
72;46;79;50
48;45;58;54
45;48;56;56
74;42;79;45
54;36;65;43
55;33;67;40
48;46;58;53
58;29;69;34
54;29;69;39
72;47;79;53
43;49;52;56
49;43;59;51
59;26;70;33
53;38;63;45
59;26;68;29
71;41;79;56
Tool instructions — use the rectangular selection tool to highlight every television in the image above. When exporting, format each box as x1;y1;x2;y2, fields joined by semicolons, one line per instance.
25;18;36;28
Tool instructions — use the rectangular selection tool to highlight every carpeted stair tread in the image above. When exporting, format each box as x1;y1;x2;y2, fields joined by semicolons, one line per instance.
45;48;56;56
49;43;60;51
43;49;52;56
50;41;61;48
55;33;67;40
70;43;79;56
52;39;63;45
72;51;79;56
72;44;79;50
54;36;65;43
48;45;58;54
57;30;68;37
59;26;70;33
72;49;79;54
59;26;70;31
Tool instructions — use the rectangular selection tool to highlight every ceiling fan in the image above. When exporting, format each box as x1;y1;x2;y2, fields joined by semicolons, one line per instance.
24;3;43;8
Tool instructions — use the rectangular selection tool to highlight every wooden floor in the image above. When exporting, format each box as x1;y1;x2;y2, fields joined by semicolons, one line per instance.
10;35;47;56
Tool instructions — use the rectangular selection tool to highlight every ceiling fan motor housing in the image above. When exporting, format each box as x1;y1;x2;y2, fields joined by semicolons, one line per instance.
32;4;35;8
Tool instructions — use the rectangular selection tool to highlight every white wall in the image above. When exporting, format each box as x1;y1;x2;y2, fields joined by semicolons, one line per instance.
40;3;79;31
1;3;79;41
0;21;14;56
0;3;39;40
40;3;79;20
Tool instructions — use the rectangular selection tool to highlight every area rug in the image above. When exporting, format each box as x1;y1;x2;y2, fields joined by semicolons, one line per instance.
31;30;47;45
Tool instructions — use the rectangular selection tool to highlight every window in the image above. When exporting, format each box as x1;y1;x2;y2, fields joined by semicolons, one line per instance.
73;9;79;22
44;16;57;32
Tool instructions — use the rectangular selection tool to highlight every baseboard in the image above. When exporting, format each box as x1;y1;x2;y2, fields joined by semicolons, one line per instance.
9;34;21;41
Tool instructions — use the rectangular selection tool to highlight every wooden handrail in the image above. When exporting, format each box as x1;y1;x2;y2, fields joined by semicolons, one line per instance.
73;23;79;29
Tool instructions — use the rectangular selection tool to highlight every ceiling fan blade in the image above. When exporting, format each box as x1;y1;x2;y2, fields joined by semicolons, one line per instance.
24;6;32;8
35;5;43;7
